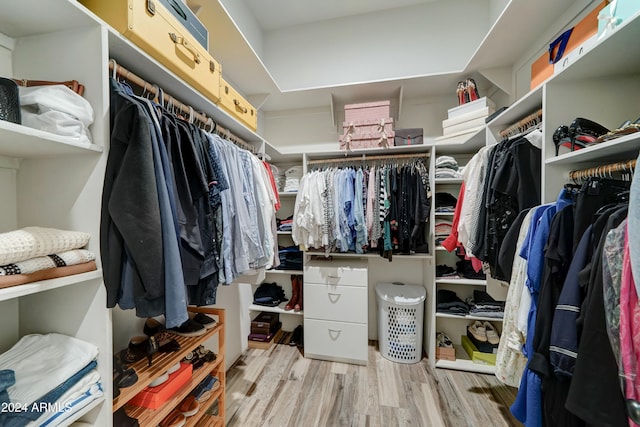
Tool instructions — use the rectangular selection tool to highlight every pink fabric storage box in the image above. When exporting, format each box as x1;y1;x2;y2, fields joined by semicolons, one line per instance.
344;100;391;123
339;118;395;150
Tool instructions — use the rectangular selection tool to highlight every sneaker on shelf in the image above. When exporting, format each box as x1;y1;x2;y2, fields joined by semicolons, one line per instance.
436;332;453;348
169;319;206;337
483;321;500;345
191;312;216;330
467;321;487;342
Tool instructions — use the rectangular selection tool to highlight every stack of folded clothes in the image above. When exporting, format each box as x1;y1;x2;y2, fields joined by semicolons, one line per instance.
253;282;287;307
0;227;96;290
436;289;470;316
0;333;102;427
434;192;458;213
434;219;453;247
435;156;463;179
467;290;505;318
277;216;293;232
283;166;303;193
455;259;486;280
278;246;303;270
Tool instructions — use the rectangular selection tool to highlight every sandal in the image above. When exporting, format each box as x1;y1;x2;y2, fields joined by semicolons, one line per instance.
483;321;500;345
467;321;487;342
466;78;480;102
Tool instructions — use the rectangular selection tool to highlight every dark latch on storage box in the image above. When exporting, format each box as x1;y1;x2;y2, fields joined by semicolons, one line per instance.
394;128;424;146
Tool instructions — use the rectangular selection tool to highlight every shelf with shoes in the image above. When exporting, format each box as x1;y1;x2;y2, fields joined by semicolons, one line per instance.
114;307;225;427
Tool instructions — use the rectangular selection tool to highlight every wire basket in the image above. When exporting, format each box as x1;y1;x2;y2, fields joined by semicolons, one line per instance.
0;78;20;124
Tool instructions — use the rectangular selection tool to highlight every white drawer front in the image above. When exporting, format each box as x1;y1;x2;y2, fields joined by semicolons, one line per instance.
304;283;367;323
304;319;368;363
304;261;368;287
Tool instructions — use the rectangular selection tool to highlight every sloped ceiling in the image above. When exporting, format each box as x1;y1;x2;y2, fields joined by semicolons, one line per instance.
188;0;589;111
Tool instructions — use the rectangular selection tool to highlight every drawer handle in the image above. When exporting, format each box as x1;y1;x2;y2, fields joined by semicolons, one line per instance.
327;275;340;279
233;99;248;113
327;292;341;303
169;32;201;64
328;329;342;340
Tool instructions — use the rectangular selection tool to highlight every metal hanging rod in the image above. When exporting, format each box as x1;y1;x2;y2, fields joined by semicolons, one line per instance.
568;158;636;181
307;152;429;166
499;108;543;140
108;59;255;153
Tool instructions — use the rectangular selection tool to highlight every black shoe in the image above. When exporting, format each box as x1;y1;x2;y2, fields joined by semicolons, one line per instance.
169;319;206;337
192;313;216;330
143;317;165;337
289;325;303;347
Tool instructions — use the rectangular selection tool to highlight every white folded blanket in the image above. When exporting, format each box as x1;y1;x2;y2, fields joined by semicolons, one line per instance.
0;249;95;276
0;227;90;266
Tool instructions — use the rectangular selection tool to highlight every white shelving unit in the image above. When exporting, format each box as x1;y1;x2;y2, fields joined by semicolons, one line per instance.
0;1;111;424
430;126;503;375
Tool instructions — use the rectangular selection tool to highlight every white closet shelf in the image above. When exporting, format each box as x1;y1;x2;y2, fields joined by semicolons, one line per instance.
487;85;543;130
106;29;263;145
435;278;487;286
435;344;496;374
266;269;303;275
277;231;292;235
548;9;640;85
434;212;455;216
434;178;463;184
546;132;640;166
0;269;102;302
0;121;103;158
0;0;96;38
306;251;432;260
434;126;486;154
249;303;303;316
436;313;503;322
278;192;298;197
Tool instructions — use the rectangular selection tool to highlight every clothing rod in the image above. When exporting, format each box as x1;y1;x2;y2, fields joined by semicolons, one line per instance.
499;108;543;139
568;159;636;181
108;59;255;153
307;152;429;165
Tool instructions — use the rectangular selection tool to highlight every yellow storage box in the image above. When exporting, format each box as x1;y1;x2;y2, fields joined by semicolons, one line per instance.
218;77;258;131
461;335;497;366
79;0;221;104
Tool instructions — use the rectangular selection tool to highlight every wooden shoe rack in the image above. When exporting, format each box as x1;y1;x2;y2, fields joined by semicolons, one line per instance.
114;307;226;426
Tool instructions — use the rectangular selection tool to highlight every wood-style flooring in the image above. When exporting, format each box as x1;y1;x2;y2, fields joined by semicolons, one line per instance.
225;335;521;427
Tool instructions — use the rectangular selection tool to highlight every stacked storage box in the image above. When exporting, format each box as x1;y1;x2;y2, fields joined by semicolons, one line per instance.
441;97;495;137
339;101;395;150
79;0;258;132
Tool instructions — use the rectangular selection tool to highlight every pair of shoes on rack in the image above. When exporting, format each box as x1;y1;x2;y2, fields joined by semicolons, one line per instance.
552;117;610;156
284;275;303;312
145;313;213;338
113;356;138;399
596;117;640;143
455;78;481;105
467;321;500;345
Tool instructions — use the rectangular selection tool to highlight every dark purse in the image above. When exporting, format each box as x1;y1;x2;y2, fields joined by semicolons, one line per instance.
0;77;21;124
394;128;424;146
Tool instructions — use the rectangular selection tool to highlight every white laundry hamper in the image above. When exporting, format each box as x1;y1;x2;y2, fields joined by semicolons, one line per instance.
376;282;427;363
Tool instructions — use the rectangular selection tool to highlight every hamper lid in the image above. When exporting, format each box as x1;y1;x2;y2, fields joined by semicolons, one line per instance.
376;282;426;305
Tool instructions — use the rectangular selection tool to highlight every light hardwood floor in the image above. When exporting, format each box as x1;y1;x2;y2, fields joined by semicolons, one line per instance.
225;335;521;427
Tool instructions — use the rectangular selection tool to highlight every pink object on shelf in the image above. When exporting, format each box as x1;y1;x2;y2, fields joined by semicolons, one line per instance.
344;100;391;123
339;118;395;150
